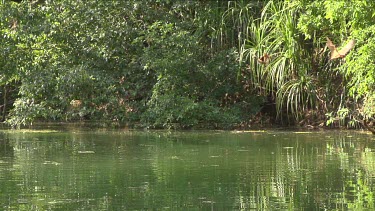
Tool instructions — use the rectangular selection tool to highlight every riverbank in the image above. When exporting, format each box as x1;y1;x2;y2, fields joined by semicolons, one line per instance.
1;121;371;135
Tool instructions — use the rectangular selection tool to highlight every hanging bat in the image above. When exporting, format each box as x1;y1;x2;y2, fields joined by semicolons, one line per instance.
326;37;355;60
257;53;270;64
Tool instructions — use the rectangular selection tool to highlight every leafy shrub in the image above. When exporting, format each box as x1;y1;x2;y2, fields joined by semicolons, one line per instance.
141;94;249;129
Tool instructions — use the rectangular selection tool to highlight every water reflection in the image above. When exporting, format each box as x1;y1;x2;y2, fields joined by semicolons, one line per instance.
0;130;374;210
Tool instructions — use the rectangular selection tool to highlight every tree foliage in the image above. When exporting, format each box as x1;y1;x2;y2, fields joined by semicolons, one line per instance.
1;0;375;131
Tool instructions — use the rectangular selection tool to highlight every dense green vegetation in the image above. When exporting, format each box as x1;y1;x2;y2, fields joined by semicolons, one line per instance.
1;0;375;131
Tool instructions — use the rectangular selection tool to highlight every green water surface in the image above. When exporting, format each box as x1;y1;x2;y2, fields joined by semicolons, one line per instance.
0;129;375;210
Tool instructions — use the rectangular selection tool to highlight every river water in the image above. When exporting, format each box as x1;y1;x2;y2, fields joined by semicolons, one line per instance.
0;129;374;210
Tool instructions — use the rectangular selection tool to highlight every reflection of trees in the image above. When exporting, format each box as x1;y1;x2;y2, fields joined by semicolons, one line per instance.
0;134;16;210
1;131;375;209
0;131;156;210
0;138;14;158
147;132;375;210
305;134;375;210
